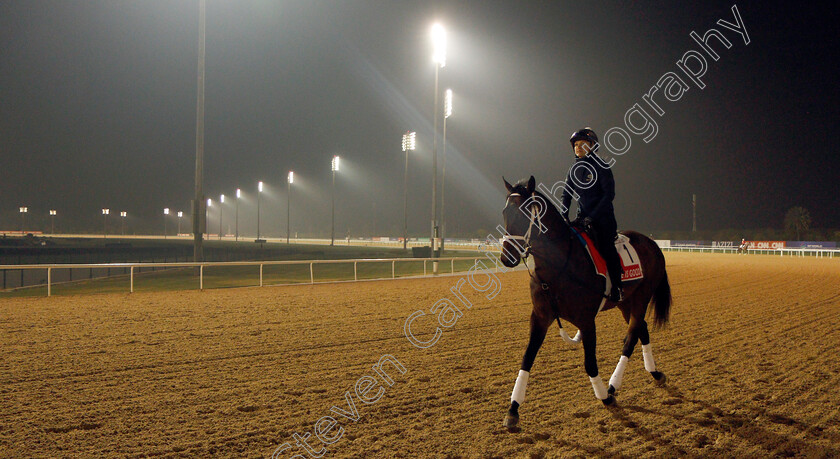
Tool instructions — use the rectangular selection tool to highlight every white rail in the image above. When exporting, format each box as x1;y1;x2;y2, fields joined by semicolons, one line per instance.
0;256;504;297
661;247;838;257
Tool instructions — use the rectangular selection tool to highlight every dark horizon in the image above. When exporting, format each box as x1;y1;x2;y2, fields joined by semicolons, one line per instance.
2;1;838;238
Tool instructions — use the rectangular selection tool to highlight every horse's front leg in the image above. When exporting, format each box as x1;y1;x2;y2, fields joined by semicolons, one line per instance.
608;313;641;396
581;324;616;406
504;311;550;430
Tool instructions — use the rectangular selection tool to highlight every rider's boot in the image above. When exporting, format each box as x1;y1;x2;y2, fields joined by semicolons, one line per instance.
608;265;623;302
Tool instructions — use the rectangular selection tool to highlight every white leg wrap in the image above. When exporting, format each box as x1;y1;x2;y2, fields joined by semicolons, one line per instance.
511;370;529;404
609;355;630;390
642;344;656;372
558;328;582;345
589;375;608;400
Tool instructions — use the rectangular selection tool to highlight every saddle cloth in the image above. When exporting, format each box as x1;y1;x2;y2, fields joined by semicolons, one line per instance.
571;229;644;283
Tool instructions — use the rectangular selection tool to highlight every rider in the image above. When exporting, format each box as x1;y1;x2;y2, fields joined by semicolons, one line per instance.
560;127;624;302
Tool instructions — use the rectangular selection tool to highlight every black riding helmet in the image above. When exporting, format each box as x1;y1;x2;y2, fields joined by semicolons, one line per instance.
569;127;599;154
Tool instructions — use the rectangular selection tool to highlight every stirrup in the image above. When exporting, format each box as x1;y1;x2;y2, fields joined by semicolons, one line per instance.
609;285;623;302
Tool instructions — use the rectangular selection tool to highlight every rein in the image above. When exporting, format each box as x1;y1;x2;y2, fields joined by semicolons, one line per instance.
502;191;609;301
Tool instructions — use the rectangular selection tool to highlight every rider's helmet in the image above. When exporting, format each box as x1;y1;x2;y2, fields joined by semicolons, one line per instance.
569;127;599;154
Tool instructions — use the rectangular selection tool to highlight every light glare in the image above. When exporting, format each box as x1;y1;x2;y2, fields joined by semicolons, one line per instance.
402;131;416;151
431;23;447;67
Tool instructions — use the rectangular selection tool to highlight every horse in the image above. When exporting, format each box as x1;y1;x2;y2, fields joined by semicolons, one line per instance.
738;240;749;254
499;176;673;430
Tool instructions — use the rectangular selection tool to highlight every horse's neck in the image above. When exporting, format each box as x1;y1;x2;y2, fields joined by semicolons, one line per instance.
535;203;570;242
530;208;572;264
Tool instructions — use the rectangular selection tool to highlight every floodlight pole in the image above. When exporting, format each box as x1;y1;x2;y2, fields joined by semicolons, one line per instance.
256;182;263;242
102;209;109;238
430;23;446;274
19;207;27;232
287;172;293;244
219;194;224;240
330;156;340;246
441;89;451;251
401;132;415;250
193;0;206;262
692;194;697;233
431;63;439;272
235;188;240;242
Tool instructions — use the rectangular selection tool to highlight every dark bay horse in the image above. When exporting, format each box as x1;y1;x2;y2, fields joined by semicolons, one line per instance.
500;176;672;430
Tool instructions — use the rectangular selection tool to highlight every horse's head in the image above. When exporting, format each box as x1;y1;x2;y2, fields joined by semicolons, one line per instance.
500;176;536;268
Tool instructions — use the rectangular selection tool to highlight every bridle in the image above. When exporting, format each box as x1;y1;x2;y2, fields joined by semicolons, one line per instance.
500;192;542;255
501;190;607;299
499;188;610;342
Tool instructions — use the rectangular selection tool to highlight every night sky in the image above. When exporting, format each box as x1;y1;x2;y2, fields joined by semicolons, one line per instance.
1;1;838;238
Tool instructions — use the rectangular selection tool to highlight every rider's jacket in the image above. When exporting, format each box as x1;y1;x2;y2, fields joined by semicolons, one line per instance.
559;152;616;227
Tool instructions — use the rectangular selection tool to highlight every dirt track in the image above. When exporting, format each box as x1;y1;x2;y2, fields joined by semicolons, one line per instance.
1;252;839;458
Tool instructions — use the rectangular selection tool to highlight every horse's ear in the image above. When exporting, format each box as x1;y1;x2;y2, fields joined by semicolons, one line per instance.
527;176;535;194
503;177;513;192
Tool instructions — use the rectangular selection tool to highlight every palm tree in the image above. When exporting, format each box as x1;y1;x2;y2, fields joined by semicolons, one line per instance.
784;206;811;241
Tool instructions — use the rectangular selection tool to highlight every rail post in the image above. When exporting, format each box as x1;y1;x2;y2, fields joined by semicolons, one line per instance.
260;264;263;287
354;261;357;281
130;266;134;293
392;260;395;279
451;258;454;273
47;267;51;297
423;260;427;276
200;265;204;290
310;262;314;284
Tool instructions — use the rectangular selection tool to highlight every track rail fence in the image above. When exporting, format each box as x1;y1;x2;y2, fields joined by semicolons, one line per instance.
0;256;502;297
661;247;839;257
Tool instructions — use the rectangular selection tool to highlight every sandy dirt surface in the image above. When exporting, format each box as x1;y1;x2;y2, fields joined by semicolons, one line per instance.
1;252;839;458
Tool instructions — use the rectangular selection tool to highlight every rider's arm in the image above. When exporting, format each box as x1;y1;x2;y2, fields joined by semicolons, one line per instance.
560;170;573;220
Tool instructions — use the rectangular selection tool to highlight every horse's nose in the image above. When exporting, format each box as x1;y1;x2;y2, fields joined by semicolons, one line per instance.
501;244;520;268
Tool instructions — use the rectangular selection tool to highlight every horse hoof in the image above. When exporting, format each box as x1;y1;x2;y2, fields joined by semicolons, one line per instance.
503;414;520;431
607;385;616;396
652;372;667;386
602;395;616;406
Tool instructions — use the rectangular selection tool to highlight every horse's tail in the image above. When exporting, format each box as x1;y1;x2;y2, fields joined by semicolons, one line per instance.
651;270;672;327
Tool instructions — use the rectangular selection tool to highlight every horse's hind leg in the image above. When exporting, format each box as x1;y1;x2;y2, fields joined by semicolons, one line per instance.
581;324;616;406
504;311;550;430
638;320;667;385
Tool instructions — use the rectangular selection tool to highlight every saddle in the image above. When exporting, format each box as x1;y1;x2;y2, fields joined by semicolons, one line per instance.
569;226;644;284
